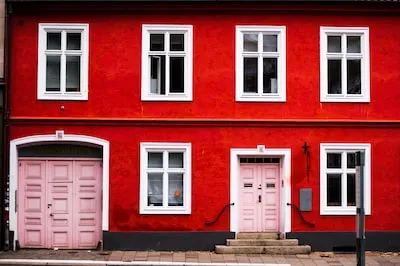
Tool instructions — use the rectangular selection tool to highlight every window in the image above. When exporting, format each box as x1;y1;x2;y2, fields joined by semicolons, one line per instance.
140;143;191;214
38;24;89;100
320;143;371;215
236;26;286;102
141;25;193;101
320;27;370;102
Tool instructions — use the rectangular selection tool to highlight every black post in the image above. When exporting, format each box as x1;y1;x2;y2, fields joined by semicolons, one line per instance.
356;151;365;266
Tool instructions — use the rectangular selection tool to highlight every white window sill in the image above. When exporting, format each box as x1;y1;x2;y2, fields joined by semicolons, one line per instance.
321;95;370;103
38;93;88;101
236;94;286;102
140;207;191;215
141;95;192;102
321;207;371;216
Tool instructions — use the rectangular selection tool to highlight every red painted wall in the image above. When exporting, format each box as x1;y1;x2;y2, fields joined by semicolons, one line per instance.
10;10;400;120
10;125;400;232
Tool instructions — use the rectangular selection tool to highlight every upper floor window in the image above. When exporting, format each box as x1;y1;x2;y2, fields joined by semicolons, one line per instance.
320;143;371;215
141;25;193;101
236;26;286;102
140;142;192;214
320;27;370;102
38;24;89;100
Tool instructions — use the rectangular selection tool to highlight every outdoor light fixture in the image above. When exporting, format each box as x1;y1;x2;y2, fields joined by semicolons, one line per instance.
302;142;311;183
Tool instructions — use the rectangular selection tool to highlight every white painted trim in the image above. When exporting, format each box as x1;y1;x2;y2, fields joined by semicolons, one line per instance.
10;134;109;250
235;26;286;102
141;25;193;101
320;143;371;215
230;148;291;233
320;27;370;103
38;23;89;101
140;142;192;214
0;259;290;266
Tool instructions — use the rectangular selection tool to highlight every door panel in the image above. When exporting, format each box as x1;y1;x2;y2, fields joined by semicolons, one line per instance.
18;161;46;248
239;162;280;232
18;159;102;249
74;161;102;248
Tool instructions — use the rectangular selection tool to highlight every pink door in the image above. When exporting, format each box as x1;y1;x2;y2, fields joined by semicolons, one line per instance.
239;163;280;232
18;159;102;249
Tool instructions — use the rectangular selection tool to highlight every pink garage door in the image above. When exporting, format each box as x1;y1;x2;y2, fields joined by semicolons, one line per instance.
18;159;102;249
239;163;280;232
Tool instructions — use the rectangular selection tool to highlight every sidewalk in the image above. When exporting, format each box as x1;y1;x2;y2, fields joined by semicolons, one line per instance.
0;250;399;265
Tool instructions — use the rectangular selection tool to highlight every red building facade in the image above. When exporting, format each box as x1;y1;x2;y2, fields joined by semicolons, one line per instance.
5;0;400;251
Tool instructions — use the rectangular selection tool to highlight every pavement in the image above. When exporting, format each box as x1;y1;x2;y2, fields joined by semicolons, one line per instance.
0;250;399;266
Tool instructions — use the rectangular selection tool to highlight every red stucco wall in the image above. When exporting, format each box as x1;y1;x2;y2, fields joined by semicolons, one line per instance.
10;125;400;232
10;11;400;119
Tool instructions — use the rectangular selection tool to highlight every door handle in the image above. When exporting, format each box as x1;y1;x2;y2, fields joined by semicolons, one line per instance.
258;195;261;203
49;213;54;217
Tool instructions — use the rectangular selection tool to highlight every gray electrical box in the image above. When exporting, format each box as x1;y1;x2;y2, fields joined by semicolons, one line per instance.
300;188;312;211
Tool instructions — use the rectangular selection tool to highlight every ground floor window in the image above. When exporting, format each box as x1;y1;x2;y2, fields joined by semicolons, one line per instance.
140;142;191;214
320;143;371;215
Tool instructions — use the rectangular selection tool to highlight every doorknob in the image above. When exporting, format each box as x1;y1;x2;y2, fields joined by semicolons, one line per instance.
49;213;54;217
258;195;261;203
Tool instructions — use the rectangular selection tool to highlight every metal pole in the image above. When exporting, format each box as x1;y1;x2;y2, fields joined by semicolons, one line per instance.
356;151;365;266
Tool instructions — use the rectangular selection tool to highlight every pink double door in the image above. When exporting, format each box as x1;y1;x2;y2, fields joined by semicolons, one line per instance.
18;159;102;249
239;163;280;232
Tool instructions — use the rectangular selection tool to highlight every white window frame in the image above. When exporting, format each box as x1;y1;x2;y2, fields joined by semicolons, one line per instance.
140;142;191;214
141;25;193;101
236;26;286;102
320;27;370;103
37;23;89;100
320;143;371;215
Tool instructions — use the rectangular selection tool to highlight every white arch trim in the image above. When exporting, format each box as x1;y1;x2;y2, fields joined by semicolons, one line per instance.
230;147;291;233
9;134;110;248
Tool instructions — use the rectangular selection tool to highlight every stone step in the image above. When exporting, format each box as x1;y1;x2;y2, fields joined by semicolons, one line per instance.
215;245;311;255
236;232;284;240
227;239;298;246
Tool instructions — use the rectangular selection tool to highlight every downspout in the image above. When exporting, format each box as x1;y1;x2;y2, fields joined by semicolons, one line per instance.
3;0;12;251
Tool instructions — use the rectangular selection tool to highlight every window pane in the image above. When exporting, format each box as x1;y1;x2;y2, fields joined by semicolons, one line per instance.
347;153;356;169
327;36;341;53
243;58;257;93
347;36;361;53
150;34;164;51
347;60;361;94
327;174;342;206
170;34;184;51
244;34;258;52
148;173;163;206
347;173;356;206
168;152;183;168
168;173;183;206
148;152;163;168
170;57;184;93
67;33;81;50
47;32;61;50
150;56;165;95
263;58;277;93
46;55;61;92
263;35;277;52
328;59;342;94
327;153;341;168
66;56;80;92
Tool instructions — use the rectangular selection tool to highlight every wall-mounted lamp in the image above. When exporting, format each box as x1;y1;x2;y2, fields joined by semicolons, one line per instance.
302;142;311;183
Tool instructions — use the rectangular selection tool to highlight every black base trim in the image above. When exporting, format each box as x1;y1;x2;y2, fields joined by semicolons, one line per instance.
287;231;400;252
103;231;235;251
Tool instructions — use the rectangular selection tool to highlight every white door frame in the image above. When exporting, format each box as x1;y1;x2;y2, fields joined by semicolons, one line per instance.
9;132;110;250
230;147;291;233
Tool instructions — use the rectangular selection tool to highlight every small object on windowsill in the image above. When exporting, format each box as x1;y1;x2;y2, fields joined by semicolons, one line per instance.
174;190;182;197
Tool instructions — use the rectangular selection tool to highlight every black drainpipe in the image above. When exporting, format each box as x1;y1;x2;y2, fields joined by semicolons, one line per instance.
2;1;12;251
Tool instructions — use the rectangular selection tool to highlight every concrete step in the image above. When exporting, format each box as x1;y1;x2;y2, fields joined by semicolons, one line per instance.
236;232;284;240
215;245;311;255
227;239;298;246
